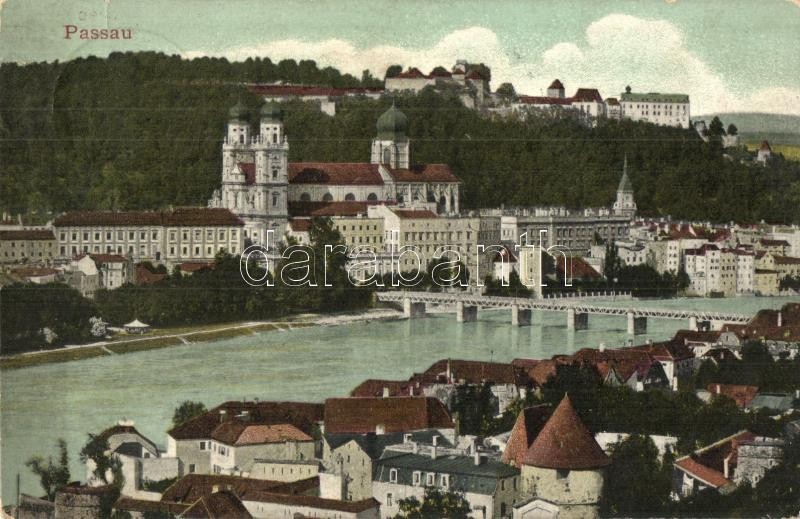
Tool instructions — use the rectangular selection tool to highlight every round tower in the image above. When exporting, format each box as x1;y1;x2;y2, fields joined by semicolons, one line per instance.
520;395;610;519
371;103;410;169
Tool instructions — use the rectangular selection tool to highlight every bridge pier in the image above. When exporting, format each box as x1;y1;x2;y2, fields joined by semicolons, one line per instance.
511;305;531;326
627;312;647;335
566;308;589;331
456;302;478;323
689;316;698;331
403;298;426;319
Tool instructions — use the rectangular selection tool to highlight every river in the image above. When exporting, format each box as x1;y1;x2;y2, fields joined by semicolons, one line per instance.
1;296;796;502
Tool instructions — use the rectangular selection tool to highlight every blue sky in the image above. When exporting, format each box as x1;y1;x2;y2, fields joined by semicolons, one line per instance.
1;0;798;114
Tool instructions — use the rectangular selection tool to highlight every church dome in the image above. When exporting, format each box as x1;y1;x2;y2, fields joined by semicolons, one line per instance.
376;104;408;140
260;102;283;121
228;100;248;120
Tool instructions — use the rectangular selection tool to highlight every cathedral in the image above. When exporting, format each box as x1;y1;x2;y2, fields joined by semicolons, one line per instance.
208;102;461;245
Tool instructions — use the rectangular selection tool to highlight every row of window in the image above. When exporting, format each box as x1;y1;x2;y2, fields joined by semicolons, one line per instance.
59;229;239;242
403;231;472;241
2;251;53;258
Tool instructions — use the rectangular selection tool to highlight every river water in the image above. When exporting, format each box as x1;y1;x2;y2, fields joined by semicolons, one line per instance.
1;296;796;502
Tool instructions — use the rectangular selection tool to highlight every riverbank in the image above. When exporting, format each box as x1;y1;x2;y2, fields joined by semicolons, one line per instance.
0;308;404;371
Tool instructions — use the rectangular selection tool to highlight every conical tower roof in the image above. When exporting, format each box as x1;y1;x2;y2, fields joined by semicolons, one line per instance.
522;395;610;470
618;155;633;192
376;103;408;140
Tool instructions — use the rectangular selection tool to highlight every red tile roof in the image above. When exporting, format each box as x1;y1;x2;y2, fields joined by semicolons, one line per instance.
288;201;385;218
706;384;759;408
429;68;452;78
393;209;439;219
396;67;428;79
773;255;800;265
388;164;460;183
675;457;731;489
161;474;317;504
548;79;564;90
288;218;313;232
517;95;573;106
605;97;619;106
289;163;384;186
179;262;214;273
10;266;58;278
522;395;610;469
115;497;189;516
350;379;421;398
465;69;485;80
245;492;380;514
135;264;167;285
83;253;127;264
0;230;55;241
512;358;561;386
323;396;453;434
502;405;551;466
416;359;528;386
572;88;604;103
179;490;252;519
554;256;601;279
168;401;324;440
54;209;243;227
213;423;312;446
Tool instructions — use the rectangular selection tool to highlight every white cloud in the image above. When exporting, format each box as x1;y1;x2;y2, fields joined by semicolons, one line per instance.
183;15;799;116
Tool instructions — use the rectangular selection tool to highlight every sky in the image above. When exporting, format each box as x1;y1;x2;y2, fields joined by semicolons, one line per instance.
1;0;799;115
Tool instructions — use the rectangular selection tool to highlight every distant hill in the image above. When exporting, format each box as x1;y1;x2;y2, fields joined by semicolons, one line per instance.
695;112;800;145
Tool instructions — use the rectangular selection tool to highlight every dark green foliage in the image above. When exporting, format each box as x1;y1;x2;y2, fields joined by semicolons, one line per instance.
93;220;371;328
483;270;531;297
394;487;472;519
25;439;71;500
79;433;119;484
450;382;497;436
2;53;799;223
727;123;738;136
0;282;98;354
601;435;671;517
695;341;800;393
385;64;403;78
141;477;178;493
172;401;207;427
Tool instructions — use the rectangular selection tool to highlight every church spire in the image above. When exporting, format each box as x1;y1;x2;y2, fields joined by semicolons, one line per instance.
618;154;633;193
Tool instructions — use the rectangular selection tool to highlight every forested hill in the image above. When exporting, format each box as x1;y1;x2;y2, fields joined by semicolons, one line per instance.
2;52;800;224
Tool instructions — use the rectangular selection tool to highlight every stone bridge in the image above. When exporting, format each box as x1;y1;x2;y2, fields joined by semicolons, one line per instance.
375;291;752;335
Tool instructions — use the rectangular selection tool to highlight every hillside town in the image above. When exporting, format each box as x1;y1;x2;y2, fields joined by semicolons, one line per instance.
2;55;800;519
6;300;800;518
2;95;798;298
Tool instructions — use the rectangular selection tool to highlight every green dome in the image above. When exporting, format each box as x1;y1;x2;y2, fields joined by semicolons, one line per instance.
376;104;408;140
228;100;248;120
260;102;283;120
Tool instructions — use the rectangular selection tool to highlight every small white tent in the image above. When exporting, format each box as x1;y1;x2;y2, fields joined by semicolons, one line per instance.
123;319;150;334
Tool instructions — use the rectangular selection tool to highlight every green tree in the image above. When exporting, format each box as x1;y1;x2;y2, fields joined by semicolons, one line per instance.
394;487;472;518
25;439;71;500
495;82;516;102
172;401;207;427
80;433;121;484
708;116;726;139
726;123;738;136
601;435;670;517
385;65;403;78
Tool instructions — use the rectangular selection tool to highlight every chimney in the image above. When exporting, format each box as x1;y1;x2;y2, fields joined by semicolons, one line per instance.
431;445;438;460
446;358;452;384
432;435;439;447
777;312;782;327
723;453;732;479
383;387;390;398
404;434;412;444
473;452;482;466
219;410;227;423
375;424;385;435
599;343;606;352
716;384;721;395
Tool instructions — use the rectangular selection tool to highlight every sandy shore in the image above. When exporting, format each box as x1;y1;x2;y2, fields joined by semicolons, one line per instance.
0;307;405;370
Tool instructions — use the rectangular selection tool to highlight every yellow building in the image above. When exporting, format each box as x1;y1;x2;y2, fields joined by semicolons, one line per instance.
0;229;56;264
